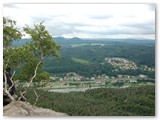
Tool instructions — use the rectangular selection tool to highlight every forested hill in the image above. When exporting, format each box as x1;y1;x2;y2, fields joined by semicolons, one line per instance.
46;38;154;77
13;38;155;77
14;37;155;78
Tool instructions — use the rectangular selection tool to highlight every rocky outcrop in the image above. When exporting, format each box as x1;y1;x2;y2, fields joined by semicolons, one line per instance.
3;101;68;116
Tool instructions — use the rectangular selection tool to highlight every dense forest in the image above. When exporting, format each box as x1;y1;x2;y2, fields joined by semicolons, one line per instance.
24;85;155;116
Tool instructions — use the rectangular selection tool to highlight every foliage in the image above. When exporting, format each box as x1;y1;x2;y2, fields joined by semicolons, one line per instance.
25;85;155;116
23;22;61;60
3;17;24;100
34;72;50;82
3;17;22;48
3;17;60;101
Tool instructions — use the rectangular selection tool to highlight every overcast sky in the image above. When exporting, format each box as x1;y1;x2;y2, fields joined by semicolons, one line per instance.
3;4;155;39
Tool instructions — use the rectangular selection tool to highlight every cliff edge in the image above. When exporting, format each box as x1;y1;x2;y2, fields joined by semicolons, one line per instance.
3;101;68;116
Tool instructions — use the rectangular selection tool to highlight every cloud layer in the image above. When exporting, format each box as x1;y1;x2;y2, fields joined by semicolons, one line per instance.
3;4;155;39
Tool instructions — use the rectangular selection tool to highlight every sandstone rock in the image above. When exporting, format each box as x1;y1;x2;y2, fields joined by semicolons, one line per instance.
3;101;68;116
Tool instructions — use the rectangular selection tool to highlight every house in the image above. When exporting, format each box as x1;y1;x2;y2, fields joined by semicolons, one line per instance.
130;79;137;83
139;74;147;78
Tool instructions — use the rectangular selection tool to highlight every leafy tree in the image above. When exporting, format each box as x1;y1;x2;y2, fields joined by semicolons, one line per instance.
3;17;61;101
3;17;22;48
3;17;23;100
23;22;60;87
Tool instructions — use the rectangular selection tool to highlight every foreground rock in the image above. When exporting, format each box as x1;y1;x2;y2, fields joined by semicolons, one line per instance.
3;101;68;116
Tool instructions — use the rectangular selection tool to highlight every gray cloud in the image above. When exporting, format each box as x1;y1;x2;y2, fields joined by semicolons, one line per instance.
3;4;19;9
4;4;154;39
31;15;155;37
89;15;113;19
45;23;77;36
47;22;155;37
67;23;93;27
32;16;53;23
70;23;154;36
123;22;155;34
32;15;68;22
148;4;155;11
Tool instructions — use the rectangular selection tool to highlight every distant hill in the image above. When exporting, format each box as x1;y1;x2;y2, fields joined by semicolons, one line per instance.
13;37;155;46
53;37;83;44
13;39;31;46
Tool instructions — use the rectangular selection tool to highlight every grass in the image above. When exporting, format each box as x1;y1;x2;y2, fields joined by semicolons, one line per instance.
71;57;91;65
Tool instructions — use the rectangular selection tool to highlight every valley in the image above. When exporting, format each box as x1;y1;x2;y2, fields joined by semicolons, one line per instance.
14;38;155;90
41;38;155;90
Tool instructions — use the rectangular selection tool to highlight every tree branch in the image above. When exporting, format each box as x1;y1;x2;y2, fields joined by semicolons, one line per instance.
28;60;42;87
8;70;16;93
3;70;15;101
18;91;27;101
19;60;42;101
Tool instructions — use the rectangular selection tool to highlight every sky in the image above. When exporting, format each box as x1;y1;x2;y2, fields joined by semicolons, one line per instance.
3;4;155;39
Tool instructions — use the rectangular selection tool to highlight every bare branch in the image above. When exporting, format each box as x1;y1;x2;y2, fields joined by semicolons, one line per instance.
33;89;46;106
8;70;16;93
18;91;27;101
4;70;8;91
20;60;42;101
3;70;15;101
10;70;16;80
33;90;39;105
4;90;15;101
28;61;42;87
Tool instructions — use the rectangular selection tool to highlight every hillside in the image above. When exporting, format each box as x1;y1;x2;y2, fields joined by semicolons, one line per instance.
42;38;155;78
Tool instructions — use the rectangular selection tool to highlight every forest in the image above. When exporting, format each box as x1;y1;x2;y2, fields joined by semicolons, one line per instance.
24;85;155;116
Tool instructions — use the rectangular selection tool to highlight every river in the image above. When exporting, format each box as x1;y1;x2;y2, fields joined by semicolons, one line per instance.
49;86;105;93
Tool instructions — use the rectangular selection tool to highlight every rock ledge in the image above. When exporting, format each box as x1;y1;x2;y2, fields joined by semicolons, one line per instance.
3;101;68;116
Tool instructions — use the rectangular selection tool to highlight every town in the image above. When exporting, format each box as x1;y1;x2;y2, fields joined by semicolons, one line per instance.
41;71;154;92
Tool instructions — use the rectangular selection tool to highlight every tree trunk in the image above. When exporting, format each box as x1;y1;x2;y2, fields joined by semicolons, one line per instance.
3;71;15;101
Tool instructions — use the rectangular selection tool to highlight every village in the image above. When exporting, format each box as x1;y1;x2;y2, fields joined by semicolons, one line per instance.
104;57;138;70
44;71;154;91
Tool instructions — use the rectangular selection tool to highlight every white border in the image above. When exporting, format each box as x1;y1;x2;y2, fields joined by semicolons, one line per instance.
0;0;158;4
0;0;159;120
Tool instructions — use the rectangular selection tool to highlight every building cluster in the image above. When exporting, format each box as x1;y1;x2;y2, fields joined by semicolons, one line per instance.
51;72;84;81
140;65;155;71
64;72;83;81
105;57;138;70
